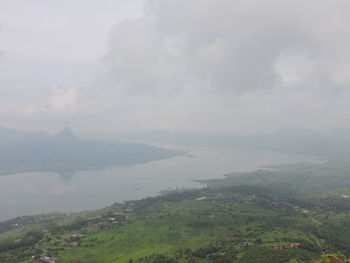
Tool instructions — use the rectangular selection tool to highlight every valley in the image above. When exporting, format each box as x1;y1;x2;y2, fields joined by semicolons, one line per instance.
1;162;350;263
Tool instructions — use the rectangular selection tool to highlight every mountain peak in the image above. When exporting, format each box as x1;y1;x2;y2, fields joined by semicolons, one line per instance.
53;126;78;141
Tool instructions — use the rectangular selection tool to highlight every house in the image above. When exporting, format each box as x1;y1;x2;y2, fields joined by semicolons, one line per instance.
290;243;301;248
272;243;301;249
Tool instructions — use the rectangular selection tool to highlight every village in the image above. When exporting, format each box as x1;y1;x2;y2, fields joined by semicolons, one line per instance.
12;212;129;263
2;185;342;263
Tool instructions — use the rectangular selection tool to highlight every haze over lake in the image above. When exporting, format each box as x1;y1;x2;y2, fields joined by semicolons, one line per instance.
0;144;321;221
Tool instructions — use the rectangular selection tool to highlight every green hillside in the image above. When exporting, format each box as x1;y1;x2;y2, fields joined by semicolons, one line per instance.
2;162;350;262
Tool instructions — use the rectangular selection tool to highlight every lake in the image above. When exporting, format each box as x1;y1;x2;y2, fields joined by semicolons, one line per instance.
0;144;322;221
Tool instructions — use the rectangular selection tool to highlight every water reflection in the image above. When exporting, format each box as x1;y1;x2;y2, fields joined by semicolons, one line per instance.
0;145;322;221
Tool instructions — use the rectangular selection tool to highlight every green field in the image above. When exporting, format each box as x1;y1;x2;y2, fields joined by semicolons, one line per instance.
2;162;350;262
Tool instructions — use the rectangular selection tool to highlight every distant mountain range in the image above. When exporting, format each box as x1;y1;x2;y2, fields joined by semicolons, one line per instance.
2;126;349;178
110;127;350;160
0;126;184;178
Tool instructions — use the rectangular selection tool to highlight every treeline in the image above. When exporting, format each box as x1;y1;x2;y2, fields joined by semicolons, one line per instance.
131;254;178;263
315;253;350;263
130;241;319;263
0;230;43;252
199;162;350;200
0;213;65;234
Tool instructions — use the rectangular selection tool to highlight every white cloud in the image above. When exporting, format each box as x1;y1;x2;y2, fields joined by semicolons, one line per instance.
46;86;79;112
2;0;350;133
14;87;80;118
18;106;36;116
92;0;350;132
274;48;315;84
104;0;350;95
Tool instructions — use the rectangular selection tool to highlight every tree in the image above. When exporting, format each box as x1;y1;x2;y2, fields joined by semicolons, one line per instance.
315;253;350;263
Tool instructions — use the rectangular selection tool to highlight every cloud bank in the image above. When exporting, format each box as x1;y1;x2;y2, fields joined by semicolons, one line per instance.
96;0;350;132
2;0;350;133
106;0;350;93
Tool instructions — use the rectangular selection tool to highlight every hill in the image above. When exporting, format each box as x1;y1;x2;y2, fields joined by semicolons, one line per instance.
111;128;350;160
0;126;184;177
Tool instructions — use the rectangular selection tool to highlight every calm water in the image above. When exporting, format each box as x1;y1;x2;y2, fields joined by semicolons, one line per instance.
0;144;322;221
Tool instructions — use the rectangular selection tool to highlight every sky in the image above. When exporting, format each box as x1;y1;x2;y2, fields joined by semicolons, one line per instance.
1;0;350;134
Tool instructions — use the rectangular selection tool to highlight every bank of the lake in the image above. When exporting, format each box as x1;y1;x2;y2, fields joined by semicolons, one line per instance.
0;144;322;221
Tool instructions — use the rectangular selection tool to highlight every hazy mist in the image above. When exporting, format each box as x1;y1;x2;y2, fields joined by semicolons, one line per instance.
1;0;350;134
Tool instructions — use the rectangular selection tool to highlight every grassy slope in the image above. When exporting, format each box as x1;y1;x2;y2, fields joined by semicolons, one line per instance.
8;188;329;263
2;162;350;262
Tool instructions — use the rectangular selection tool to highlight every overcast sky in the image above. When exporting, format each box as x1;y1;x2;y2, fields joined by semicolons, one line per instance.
1;0;350;134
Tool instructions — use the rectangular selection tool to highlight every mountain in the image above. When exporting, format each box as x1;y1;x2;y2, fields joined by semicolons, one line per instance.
0;126;50;146
0;127;184;177
52;126;78;142
111;128;350;160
